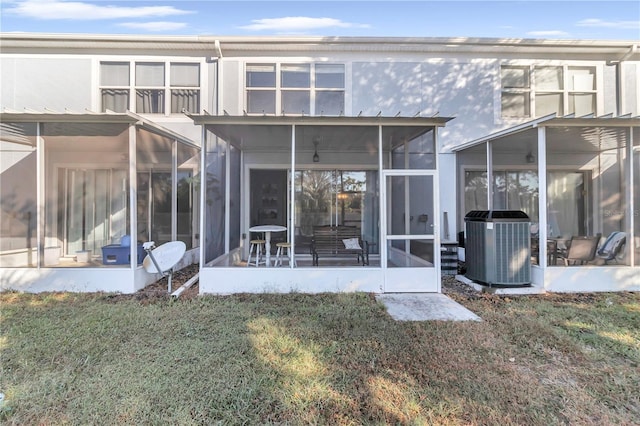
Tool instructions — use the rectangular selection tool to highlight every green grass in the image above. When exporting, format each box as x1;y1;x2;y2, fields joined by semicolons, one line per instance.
1;290;638;425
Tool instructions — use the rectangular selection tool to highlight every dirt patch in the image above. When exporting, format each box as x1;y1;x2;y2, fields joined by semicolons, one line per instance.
104;264;200;303
441;274;483;298
119;265;626;306
145;264;200;299
136;267;479;301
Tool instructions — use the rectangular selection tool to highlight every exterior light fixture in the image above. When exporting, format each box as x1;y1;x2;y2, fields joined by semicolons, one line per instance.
313;139;320;163
526;151;536;164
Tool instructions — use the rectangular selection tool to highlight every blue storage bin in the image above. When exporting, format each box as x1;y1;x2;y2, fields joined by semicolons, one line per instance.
102;244;145;265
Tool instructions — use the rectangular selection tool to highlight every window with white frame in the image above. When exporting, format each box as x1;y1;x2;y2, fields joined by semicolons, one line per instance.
100;61;200;114
170;63;200;114
501;65;597;118
136;62;165;114
246;63;345;115
100;62;130;113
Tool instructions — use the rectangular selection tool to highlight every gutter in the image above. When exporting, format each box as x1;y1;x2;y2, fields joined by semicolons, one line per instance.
618;43;638;62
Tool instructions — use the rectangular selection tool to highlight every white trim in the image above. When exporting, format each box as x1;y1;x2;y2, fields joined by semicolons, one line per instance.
129;124;137;269
434;126;442;292
290;125;296;268
378;125;387;278
36;122;43;268
537;127;548;267
486;142;493;209
198;125;206;268
171;140;178;243
629;127;635;267
224;137;231;253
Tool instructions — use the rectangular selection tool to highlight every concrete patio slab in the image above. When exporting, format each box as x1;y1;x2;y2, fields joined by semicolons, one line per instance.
376;293;481;322
455;275;546;295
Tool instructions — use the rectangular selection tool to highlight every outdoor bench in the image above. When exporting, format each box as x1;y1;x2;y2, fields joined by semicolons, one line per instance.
311;225;369;266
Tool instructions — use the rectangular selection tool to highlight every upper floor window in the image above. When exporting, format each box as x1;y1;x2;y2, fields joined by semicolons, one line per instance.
136;62;165;113
246;63;345;116
100;62;130;113
501;65;596;118
100;61;200;115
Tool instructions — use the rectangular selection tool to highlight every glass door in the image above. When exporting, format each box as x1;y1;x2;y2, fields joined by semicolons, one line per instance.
63;168;128;257
547;171;588;238
383;170;439;292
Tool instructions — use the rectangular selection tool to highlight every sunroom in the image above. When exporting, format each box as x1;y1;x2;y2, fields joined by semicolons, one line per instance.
0;111;200;293
455;114;640;292
189;114;452;294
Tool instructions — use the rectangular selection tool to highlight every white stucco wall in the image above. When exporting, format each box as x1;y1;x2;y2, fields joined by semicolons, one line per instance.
352;60;498;150
1;57;92;111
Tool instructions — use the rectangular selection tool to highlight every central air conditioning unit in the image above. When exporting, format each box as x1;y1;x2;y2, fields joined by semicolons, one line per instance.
464;210;531;287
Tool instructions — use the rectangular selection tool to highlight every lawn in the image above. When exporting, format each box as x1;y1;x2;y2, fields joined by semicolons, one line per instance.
1;289;638;425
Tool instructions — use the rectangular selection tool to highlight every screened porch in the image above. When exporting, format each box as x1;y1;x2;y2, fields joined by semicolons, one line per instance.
189;115;452;294
0;112;200;293
455;115;640;292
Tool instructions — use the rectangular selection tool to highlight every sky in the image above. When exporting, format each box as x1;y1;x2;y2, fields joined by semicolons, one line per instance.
1;0;639;40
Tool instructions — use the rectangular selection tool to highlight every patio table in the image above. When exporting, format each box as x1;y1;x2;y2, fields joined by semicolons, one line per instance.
249;225;287;267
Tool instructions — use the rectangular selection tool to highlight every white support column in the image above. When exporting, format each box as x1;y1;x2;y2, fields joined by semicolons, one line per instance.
199;126;207;267
537;127;548;268
628;127;635;267
379;125;386;273
129;124;138;269
36;122;43;268
290;125;296;268
404;139;410;238
225;137;231;253
434;127;442;293
171;140;178;243
486;141;493;210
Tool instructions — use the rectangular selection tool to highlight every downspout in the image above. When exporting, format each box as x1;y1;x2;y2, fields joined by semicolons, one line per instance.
198;40;222;269
214;39;223;115
614;44;638;116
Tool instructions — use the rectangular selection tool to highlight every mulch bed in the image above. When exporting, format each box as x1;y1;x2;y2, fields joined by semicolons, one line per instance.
127;264;614;305
130;265;478;302
104;264;200;303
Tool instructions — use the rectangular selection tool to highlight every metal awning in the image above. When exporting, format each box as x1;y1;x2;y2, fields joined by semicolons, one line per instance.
187;113;454;152
0;109;198;148
452;113;640;153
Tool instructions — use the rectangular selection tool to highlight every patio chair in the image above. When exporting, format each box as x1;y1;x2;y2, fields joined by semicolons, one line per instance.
596;232;626;264
558;235;600;266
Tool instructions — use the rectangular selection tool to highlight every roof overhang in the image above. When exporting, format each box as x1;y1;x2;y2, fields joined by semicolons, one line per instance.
452;114;640;153
2;33;639;61
187;114;453;152
188;113;453;127
0;109;198;148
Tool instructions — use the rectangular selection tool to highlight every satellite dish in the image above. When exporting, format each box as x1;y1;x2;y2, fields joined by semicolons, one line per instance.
143;241;186;273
